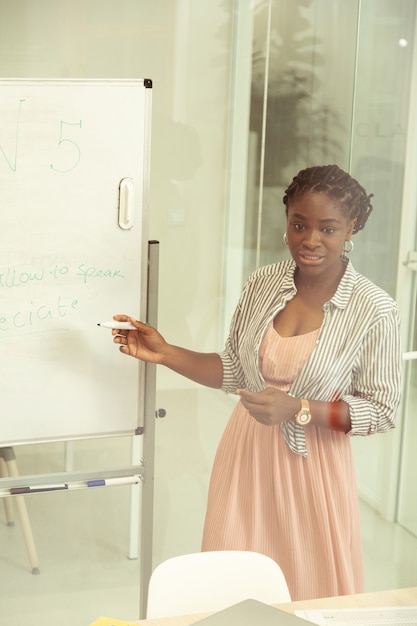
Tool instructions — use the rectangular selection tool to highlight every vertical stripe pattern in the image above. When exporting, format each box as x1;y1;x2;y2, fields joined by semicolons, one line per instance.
203;325;364;600
218;260;402;456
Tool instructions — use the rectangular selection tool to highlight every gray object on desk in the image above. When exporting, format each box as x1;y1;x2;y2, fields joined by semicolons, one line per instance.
193;599;309;626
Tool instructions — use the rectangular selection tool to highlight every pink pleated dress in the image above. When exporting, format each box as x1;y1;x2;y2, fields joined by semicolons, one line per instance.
201;323;364;600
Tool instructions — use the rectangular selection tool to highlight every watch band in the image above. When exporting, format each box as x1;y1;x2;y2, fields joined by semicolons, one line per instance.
295;398;311;426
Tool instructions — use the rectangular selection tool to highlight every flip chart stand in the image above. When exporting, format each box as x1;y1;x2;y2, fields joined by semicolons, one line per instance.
139;240;160;617
0;447;40;574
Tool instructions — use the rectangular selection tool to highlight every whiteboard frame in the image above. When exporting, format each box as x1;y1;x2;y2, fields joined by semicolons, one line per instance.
0;77;153;445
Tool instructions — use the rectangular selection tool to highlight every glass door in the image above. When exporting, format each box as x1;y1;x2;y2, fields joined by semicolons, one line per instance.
223;0;417;521
391;0;417;535
397;247;417;536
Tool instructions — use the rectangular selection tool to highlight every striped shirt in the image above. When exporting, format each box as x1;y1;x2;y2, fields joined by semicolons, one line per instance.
218;259;402;456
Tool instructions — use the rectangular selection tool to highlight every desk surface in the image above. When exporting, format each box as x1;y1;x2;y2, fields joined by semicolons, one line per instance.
139;586;417;626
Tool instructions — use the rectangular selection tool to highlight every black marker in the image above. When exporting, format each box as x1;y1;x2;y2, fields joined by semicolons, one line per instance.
10;484;68;495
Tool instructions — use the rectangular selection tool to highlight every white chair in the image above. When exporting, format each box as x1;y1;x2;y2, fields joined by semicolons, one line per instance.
146;550;291;618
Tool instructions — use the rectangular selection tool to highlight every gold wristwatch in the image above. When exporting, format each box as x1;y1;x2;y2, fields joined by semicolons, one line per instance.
294;398;311;426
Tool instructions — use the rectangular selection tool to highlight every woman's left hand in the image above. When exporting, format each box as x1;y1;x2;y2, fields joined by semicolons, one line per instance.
237;387;296;426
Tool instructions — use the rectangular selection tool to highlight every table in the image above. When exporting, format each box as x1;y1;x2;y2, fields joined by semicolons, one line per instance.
138;587;417;626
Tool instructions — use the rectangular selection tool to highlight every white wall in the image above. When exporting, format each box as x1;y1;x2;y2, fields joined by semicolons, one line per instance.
0;0;232;374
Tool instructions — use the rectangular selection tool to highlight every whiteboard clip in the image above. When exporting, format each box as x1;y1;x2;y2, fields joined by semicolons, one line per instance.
118;177;135;229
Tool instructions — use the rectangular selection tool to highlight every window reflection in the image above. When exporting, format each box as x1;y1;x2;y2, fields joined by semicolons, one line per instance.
243;0;415;301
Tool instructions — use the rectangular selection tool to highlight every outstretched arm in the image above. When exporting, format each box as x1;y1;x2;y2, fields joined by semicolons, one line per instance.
111;314;224;389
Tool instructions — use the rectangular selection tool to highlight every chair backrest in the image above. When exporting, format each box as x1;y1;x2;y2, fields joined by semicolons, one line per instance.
146;550;291;618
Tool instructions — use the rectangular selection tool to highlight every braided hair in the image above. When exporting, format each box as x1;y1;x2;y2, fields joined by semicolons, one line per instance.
282;165;373;234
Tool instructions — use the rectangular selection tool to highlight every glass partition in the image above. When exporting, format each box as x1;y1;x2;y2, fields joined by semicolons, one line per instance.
397;229;417;536
244;0;359;276
347;0;416;517
224;0;417;520
350;0;416;298
236;0;415;295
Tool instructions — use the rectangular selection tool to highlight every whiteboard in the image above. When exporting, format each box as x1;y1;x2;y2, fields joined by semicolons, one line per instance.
0;79;152;446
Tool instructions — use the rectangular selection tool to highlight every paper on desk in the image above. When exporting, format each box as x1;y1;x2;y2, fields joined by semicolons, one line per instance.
295;605;417;625
89;617;141;626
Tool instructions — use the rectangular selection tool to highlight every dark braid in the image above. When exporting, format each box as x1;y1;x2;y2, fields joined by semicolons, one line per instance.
282;165;373;234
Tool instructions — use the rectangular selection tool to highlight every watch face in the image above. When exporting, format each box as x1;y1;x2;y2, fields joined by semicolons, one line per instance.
296;410;311;425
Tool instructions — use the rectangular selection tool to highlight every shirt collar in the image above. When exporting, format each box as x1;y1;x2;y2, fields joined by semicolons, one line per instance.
283;260;298;293
281;258;357;308
329;259;357;309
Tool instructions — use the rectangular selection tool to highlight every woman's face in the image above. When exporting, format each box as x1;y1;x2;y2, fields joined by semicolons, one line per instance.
286;191;356;280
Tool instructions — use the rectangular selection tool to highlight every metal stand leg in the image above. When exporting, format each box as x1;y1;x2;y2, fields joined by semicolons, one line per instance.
139;240;160;618
0;447;40;574
0;456;15;526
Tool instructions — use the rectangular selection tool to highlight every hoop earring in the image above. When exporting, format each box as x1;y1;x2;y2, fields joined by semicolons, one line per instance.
283;232;288;246
343;239;354;254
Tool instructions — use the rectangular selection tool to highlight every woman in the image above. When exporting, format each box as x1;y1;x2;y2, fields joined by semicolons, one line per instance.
111;165;402;600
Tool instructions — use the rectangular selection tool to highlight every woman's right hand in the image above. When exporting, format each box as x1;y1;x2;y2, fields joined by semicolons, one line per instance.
111;314;224;389
111;314;167;364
